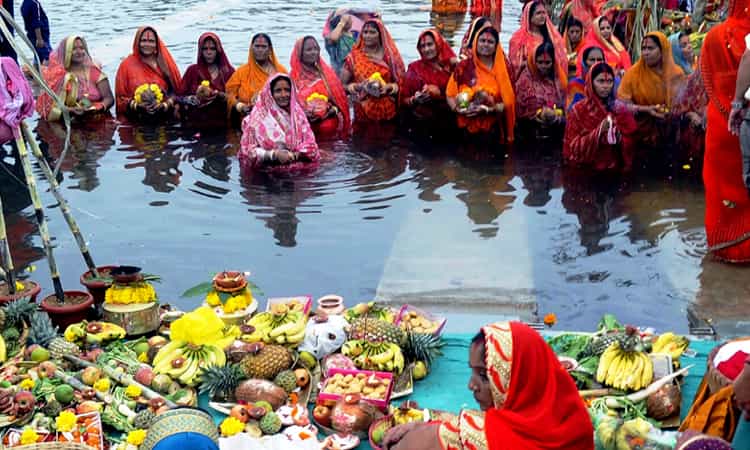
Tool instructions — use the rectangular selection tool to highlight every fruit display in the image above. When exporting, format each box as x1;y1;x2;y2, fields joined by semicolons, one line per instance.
342;339;405;373
239;343;293;380
348;317;405;345
344;302;396;323
63;321;127;345
320;369;393;408
244;308;307;346
266;296;312;315
152;339;226;386
651;332;690;364
395;307;445;335
596;327;654;391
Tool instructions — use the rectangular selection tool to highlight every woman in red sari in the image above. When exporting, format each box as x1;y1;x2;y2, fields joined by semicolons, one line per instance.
563;18;584;78
509;1;567;81
400;29;457;132
446;24;516;143
115;26;182;120
341;19;405;122
515;42;567;136
382;321;594;450
289;36;350;139
561;0;599;32
178;32;235;128
577;16;631;77
564;62;637;171
701;0;750;262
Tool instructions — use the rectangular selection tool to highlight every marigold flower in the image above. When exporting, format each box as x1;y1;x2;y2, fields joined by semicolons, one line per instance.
14;281;24;292
56;410;77;432
93;378;111;392
19;379;35;390
125;385;142;398
20;427;39;445
127;429;147;446
543;313;557;327
220;417;245;437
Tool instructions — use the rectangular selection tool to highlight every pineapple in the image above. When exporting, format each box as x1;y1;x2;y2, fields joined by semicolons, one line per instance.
348;317;405;346
240;344;293;380
199;364;245;401
27;312;81;360
133;409;156;429
402;332;445;369
583;332;624;357
4;297;36;328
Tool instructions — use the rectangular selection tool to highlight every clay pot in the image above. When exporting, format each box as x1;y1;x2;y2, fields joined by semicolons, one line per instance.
79;265;118;305
110;266;142;284
0;280;41;305
212;271;247;292
317;295;344;316
41;290;94;329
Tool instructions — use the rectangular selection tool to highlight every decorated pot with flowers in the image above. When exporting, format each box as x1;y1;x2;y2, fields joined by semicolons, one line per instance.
365;72;385;97
101;266;160;335
196;80;214;101
182;271;259;325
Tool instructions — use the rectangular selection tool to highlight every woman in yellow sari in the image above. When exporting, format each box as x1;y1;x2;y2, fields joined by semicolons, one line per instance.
446;24;515;143
226;33;287;124
617;31;685;150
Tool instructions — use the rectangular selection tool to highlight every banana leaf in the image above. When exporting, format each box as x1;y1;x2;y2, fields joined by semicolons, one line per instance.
180;281;214;298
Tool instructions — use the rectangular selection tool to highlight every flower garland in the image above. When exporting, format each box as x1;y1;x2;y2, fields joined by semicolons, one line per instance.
133;83;164;104
205;288;253;314
105;282;157;305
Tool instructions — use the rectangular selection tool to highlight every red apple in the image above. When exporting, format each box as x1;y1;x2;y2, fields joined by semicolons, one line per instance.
81;367;102;386
134;367;154;386
14;391;35;414
38;361;57;379
312;405;331;427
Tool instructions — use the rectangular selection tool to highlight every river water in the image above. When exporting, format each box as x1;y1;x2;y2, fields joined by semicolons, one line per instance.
0;1;742;335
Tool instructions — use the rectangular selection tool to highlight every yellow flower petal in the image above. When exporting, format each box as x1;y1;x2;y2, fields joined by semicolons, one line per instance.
56;411;77;432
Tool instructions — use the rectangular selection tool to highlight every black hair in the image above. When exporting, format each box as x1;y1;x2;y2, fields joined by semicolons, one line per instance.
598;16;612;28
644;34;661;50
252;33;272;48
471;331;485;347
582;46;604;62
330;14;342;29
270;75;291;92
535;41;556;61
566;17;584;31
589;62;616;109
478;26;500;45
529;1;551;43
468;17;492;49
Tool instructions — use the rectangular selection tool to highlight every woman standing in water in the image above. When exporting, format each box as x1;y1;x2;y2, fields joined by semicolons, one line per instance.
290;36;350;139
226;33;287;124
115;26;182;120
509;0;567;80
37;35;114;121
340;19;405;123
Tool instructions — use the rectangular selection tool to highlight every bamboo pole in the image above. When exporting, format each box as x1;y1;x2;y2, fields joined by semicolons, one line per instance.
0;195;15;294
63;354;177;408
14;132;64;300
21;122;99;278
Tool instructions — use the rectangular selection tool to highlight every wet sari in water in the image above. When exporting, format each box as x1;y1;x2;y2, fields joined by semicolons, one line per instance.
225;38;287;114
400;29;456;125
564;26;585;78
239;74;319;174
576;16;631;77
700;0;750;262
672;67;707;164
564;63;637;171
343;19;405;122
514;43;567;121
509;1;568;80
38;36;109;121
446;24;515;141
0;57;33;143
289;36;350;139
459;17;491;61
114;26;182;115
436;322;594;450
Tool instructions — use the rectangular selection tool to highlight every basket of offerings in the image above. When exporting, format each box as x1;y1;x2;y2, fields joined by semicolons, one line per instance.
182;271;259;326
101;266;160;335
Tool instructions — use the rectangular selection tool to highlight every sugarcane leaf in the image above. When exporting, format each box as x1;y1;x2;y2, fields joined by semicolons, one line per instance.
180;281;214;298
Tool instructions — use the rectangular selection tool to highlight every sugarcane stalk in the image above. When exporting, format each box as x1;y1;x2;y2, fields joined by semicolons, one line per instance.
21;122;99;278
54;369;110;403
0;195;16;294
15;131;64;300
63;354;177;408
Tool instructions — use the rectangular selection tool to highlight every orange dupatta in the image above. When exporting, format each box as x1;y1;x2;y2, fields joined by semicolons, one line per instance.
446;24;516;141
617;32;685;107
225;34;287;113
114;26;182;114
576;16;632;77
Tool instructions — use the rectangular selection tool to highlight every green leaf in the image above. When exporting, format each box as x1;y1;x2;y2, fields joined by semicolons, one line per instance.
180;281;214;298
218;291;232;303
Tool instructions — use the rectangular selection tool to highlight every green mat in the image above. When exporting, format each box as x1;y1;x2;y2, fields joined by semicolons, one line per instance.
199;334;727;450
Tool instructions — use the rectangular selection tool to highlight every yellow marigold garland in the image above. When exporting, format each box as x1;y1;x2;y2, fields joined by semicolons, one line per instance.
105;282;157;304
134;83;164;104
205;288;253;314
306;93;329;103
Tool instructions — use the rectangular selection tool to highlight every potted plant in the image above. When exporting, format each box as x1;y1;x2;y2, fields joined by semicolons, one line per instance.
181;271;261;325
0;279;41;304
79;265;120;304
40;290;94;328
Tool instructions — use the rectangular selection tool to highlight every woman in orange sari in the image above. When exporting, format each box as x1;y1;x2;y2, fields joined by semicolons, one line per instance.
226;33;287;124
446;24;515;143
577;16;631;77
341;19;405;122
37;35;113;122
702;0;750;262
115;27;182;120
617;32;685;149
509;1;567;81
290;36;350;139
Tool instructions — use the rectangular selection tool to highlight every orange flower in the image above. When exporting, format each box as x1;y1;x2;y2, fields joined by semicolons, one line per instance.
543;313;557;327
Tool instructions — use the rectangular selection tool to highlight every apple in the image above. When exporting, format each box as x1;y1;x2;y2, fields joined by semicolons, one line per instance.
230;405;250;423
134;367;154;386
312;405;331;427
81;367;102;386
37;361;57;379
14;391;35;414
84;348;104;362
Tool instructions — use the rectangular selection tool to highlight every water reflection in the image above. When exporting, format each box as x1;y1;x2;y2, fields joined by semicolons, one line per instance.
118;124;185;193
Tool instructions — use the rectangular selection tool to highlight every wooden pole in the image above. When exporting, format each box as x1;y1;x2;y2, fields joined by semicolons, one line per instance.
21;122;99;278
0;195;16;294
14;132;64;300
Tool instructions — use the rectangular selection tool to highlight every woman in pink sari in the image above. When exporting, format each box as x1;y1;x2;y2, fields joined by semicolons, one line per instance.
509;0;567;80
37;35;114;122
0;57;34;144
239;74;320;173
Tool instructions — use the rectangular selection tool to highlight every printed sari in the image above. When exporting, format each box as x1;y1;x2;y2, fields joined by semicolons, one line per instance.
459;17;492;61
564;62;637;171
437;322;594;450
289;36;350;138
564;26;585;78
446;24;515;141
239;74;320;174
400;29;456;123
669;32;695;75
0;57;33;143
514;43;567;121
700;0;750;262
114;26;182;115
37;36;109;121
343;19;405;122
576;16;631;77
225;37;287;114
509;1;568;80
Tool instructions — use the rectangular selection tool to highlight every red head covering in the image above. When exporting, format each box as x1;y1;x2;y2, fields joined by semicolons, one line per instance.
289;35;351;132
528;41;568;91
417;29;456;66
131;26;181;92
195;33;234;81
509;1;568;79
352;19;405;81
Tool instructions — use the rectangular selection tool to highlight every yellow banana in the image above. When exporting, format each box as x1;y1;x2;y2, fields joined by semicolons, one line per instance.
597;346;617;383
272;318;306;338
640;354;654;388
652;332;675;353
604;352;622;387
210;345;226;367
628;352;644;390
0;335;6;363
178;357;200;385
392;345;405;373
154;347;185;374
369;346;394;365
152;340;184;367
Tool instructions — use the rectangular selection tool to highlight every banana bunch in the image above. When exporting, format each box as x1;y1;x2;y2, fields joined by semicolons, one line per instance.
64;321;127;345
392;407;424;425
596;342;654;391
152;340;226;386
652;332;689;362
243;311;307;346
594;414;621;450
342;339;405;373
